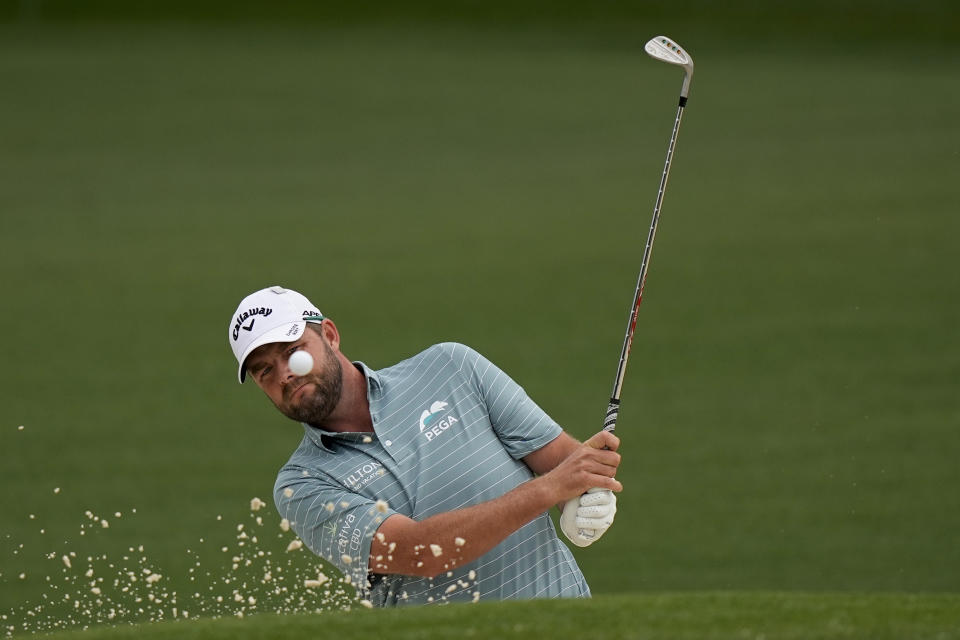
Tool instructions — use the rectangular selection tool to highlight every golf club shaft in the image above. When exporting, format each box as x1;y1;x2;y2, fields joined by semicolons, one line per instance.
603;97;687;433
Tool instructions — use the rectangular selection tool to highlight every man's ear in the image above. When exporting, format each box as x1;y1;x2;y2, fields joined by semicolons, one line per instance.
320;319;341;352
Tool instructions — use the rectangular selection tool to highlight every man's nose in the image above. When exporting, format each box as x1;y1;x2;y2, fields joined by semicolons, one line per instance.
279;360;296;385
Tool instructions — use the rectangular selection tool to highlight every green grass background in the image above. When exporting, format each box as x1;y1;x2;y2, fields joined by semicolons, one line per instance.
1;0;959;636
37;594;960;640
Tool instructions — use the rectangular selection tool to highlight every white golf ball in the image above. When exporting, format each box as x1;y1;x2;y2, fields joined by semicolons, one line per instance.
288;350;313;376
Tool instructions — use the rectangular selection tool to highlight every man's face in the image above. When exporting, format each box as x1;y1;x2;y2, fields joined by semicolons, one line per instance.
245;325;343;427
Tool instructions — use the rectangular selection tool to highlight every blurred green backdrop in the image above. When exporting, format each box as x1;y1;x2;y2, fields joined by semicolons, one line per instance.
2;0;958;622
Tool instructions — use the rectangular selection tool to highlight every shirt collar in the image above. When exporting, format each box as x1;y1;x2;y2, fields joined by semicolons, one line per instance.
302;360;380;452
355;360;383;395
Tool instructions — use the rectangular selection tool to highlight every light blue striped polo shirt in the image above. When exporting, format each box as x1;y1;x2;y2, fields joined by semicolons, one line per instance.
273;342;590;606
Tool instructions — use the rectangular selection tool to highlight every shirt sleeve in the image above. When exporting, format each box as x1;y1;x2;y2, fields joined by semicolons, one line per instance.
274;467;398;592
443;342;563;460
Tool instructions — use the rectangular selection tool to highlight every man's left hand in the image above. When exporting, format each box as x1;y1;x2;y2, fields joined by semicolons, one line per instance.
560;488;617;547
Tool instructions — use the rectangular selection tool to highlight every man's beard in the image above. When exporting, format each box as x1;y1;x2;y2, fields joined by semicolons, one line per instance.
276;342;343;427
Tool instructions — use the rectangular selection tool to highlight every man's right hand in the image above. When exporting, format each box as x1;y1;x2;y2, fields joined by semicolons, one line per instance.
540;430;622;504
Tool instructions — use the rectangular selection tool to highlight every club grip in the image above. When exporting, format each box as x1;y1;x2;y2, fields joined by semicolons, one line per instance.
602;399;620;433
578;401;620;539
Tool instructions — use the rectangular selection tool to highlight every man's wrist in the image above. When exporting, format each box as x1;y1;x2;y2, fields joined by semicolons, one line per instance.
524;474;562;514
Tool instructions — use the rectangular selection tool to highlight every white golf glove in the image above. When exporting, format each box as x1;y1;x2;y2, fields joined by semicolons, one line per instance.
560;488;617;547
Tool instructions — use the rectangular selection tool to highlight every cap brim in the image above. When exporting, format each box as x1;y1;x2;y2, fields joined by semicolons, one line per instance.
237;321;306;383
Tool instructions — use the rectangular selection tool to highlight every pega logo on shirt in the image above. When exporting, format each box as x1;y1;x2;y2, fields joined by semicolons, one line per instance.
419;400;459;442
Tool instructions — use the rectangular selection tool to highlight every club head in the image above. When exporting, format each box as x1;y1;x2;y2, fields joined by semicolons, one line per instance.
645;36;694;99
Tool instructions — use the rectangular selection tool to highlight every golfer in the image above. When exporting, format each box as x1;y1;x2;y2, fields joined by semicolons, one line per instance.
228;286;621;606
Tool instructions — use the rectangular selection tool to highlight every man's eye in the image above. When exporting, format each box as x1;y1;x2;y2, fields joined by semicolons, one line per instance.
259;367;272;380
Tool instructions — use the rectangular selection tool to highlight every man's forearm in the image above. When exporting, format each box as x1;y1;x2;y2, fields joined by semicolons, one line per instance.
371;474;557;577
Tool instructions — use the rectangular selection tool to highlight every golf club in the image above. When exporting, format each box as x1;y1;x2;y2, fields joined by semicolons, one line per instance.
602;36;694;434
573;36;695;542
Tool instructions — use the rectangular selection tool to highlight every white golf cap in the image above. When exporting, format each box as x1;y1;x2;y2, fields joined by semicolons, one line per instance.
228;286;324;383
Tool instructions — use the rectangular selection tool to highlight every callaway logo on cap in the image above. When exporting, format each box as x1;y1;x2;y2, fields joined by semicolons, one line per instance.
227;286;324;383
